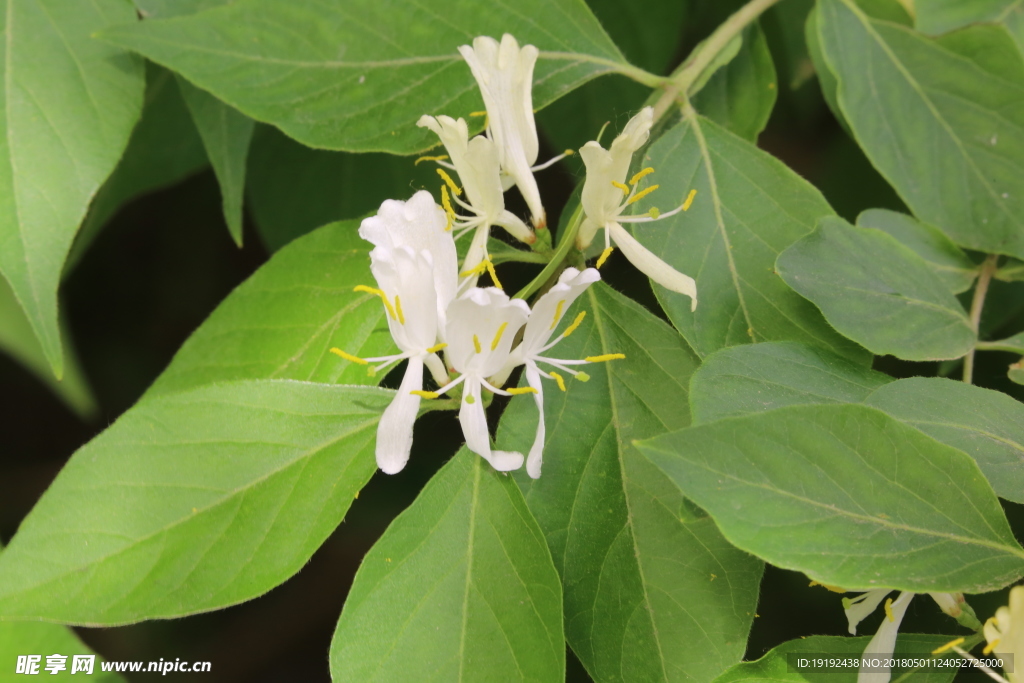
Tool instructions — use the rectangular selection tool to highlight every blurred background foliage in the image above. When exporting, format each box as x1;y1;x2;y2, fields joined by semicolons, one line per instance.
1;0;1021;679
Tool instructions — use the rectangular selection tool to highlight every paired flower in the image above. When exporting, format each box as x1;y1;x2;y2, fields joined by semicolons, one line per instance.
936;585;1023;683
578;106;699;312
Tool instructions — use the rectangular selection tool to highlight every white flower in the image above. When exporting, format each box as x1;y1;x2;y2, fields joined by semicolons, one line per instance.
977;586;1024;683
459;34;547;229
856;591;913;683
416;114;533;288
428;287;532;472
577;106;698;312
332;192;457;475
501;267;604;478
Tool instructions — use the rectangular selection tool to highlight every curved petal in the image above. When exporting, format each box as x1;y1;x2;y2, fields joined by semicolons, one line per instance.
845;589;892;635
610;222;698;311
857;592;913;683
375;357;424;474
525;365;546;478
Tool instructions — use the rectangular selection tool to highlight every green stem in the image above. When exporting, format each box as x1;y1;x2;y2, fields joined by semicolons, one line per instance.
652;0;783;121
538;51;668;89
514;203;583;300
963;254;1000;384
490;250;549;266
975;340;1024;353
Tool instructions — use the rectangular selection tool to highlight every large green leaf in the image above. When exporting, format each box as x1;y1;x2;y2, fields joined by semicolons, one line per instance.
916;0;1024;55
0;380;388;624
145;219;390;397
856;209;978;294
776;216;975;361
499;283;763;683
640;404;1024;593
330;448;563;682
818;0;1024;260
863;377;1024;505
713;634;960;683
636;112;867;363
178;79;254;246
99;0;637;154
689;341;891;425
0;0;145;378
0;622;124;681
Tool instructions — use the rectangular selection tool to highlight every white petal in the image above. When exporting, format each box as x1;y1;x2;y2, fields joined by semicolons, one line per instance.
525;366;546;478
857;592;913;683
446;287;530;376
520;267;600;356
610;222;697;311
494;209;533;244
845;589;891;635
927;592;962;619
578;142;620;228
459;379;524;472
490;450;525;472
375;357;424;474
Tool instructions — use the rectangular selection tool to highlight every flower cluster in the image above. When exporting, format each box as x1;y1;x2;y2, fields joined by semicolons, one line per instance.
332;33;698;477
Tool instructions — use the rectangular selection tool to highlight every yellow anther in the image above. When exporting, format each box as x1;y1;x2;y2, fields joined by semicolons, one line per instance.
485;259;503;289
564;148;575;156
437;168;462;196
585;353;625;363
330;348;368;365
507;387;539;395
444;208;453;232
626;184;660;206
883;597;895;622
550;300;566;330
682;188;697;211
983;639;1000;655
459;261;488;278
426;343;448;354
410;390;440;399
630;167;655;185
441;184;456;215
596;247;615;269
808;580;846;594
491;322;508;350
648;207;660;219
473;334;482;354
353;285;397;320
932;637;966;655
562;311;586;338
394;295;405;324
575;371;590;382
549;372;566;392
611;180;630;196
469;110;487;117
414;154;449;165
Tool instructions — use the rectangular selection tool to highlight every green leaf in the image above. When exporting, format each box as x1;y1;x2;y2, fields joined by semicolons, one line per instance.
713;634;960;683
692;23;778;142
66;64;208;273
996;258;1024;282
0;380;388;624
638;113;868;363
177;78;254;246
805;5;850;133
776;216;975;361
818;0;1024;260
498;283;763;682
133;0;229;18
330;448;563;682
98;0;637;154
689;341;891;425
245;126;439;251
1011;359;1024;384
640;403;1024;593
857;209;978;294
916;0;1024;55
0;0;145;379
863;377;1024;504
0;622;125;681
145;219;390;397
0;274;95;418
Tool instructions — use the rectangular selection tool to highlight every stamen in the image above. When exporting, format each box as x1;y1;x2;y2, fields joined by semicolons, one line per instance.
682;188;697;211
491;322;508;350
415;154;449;165
410;390;440;399
353;285;397;320
485;260;503;289
883;598;895;622
549;372;566;392
596;247;615;269
530;149;575;172
550;300;566;330
426;342;448;354
459;260;489;278
983;639;1001;655
437;168;462;196
473;335;482;354
394;295;405;324
469;110;487;117
444;208;453;232
933;637;966;655
329;348;368;365
441;184;456;216
630;167;655;185
561;311;586;338
585;353;625;363
626;184;659;206
575;371;590;382
507;387;538;395
611;180;630;196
